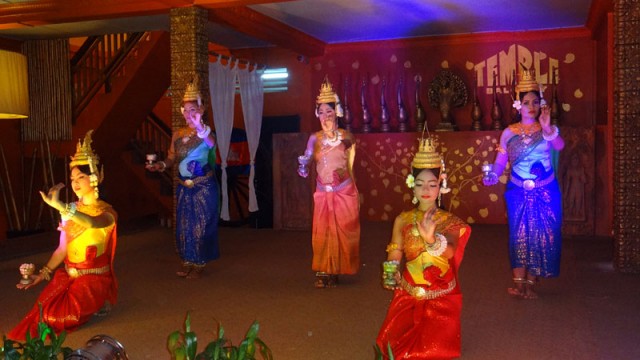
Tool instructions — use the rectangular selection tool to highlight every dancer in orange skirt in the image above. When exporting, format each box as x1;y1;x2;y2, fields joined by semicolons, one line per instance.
297;76;360;288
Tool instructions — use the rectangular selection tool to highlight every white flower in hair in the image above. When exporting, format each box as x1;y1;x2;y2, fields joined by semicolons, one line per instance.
405;174;415;188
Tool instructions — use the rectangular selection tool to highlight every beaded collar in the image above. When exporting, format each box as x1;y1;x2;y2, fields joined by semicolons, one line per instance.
321;130;342;147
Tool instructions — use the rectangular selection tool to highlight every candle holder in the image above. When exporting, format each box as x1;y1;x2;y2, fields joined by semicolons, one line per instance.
146;153;157;166
297;155;310;178
19;263;35;285
481;163;493;176
382;260;399;288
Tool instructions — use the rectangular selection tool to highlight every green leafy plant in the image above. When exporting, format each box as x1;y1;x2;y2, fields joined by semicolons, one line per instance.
168;312;273;360
1;305;72;360
374;343;395;360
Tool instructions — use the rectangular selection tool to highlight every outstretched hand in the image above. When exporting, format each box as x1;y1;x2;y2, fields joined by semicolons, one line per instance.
39;183;65;212
16;274;44;290
539;105;551;130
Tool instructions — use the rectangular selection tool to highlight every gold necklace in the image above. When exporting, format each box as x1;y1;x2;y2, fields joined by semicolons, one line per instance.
512;121;541;136
512;122;540;145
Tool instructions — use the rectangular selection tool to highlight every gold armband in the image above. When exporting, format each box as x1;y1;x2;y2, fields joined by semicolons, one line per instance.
385;243;402;253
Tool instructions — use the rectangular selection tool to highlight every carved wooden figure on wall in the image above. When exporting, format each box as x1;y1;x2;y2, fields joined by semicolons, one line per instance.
470;72;483;131
342;75;352;131
361;77;372;133
550;69;561;126
379;78;390;132
427;69;467;131
507;70;519;125
397;77;408;132
490;71;504;130
414;75;426;132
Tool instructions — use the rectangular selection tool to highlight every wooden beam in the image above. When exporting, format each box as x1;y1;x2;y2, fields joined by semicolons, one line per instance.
0;1;170;25
195;0;294;6
0;0;294;25
207;6;325;57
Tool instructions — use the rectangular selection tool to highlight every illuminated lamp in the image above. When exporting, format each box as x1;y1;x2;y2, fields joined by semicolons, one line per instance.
0;49;29;119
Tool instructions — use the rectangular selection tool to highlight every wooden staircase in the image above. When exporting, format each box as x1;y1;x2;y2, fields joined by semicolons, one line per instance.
71;31;173;221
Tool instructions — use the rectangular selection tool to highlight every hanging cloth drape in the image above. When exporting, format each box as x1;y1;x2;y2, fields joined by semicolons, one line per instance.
238;66;264;212
209;58;238;221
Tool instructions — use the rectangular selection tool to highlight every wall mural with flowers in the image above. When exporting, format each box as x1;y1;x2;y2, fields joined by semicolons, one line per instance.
353;131;508;225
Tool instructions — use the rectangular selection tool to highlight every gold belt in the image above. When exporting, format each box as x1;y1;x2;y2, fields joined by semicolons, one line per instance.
178;171;213;188
66;264;110;278
510;174;555;190
398;277;456;300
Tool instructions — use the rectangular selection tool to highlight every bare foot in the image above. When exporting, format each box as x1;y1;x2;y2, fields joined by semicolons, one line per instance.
177;264;192;277
507;286;525;298
523;285;539;299
186;267;204;279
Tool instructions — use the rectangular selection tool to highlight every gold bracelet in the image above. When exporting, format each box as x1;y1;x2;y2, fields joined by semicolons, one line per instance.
39;266;52;281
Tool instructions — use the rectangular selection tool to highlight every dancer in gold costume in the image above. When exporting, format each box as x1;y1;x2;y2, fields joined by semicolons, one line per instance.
8;130;118;340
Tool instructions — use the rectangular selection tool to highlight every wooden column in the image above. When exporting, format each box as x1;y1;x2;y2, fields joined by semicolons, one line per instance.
613;0;640;273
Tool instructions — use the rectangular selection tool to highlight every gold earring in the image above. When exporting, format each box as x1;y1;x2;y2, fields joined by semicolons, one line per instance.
412;196;418;205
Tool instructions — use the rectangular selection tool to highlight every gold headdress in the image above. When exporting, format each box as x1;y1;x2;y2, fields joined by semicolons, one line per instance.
412;137;442;170
316;76;338;105
406;129;451;197
315;76;344;117
514;63;546;108
69;130;103;189
183;76;203;106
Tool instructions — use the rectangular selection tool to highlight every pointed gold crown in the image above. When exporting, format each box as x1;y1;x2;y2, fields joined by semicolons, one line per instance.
515;63;544;99
412;136;442;170
316;76;337;104
183;76;202;105
69;130;103;185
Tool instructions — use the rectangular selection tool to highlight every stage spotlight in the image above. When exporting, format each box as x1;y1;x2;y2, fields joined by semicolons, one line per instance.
65;335;129;360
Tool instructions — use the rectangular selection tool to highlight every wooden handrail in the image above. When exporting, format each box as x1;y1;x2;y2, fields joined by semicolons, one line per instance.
131;113;172;185
71;32;146;120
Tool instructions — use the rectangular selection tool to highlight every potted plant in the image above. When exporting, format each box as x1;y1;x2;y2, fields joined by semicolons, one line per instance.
167;312;273;360
1;305;72;360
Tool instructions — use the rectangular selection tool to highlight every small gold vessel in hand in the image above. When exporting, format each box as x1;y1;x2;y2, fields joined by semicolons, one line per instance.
19;263;35;285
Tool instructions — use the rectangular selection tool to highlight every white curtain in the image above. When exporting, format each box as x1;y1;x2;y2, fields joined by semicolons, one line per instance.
209;58;238;221
238;66;264;212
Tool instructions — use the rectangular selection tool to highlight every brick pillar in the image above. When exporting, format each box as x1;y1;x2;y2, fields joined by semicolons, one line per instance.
613;0;640;273
169;7;210;228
